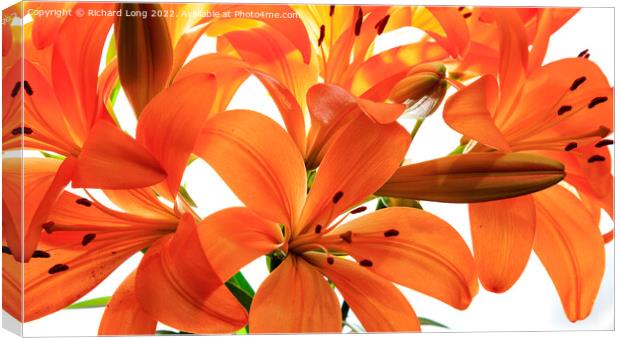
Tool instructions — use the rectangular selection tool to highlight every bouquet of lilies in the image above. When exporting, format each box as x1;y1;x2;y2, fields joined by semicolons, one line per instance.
2;2;613;334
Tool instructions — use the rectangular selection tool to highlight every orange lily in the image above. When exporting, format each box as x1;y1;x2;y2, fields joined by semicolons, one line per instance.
100;110;478;333
442;9;612;321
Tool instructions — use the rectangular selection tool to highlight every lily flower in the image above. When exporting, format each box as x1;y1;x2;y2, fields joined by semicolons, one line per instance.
441;9;612;321
106;110;478;333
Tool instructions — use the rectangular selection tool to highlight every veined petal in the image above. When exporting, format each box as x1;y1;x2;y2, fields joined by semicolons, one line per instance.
426;7;470;58
325;207;478;310
300;116;409;235
99;271;157;335
137;73;216;200
29;3;73;49
136;214;247;333
197;207;283;282
533;185;605;322
470;195;536;293
377;152;565;203
115;3;173;115
443;74;511;152
196;110;306;226
73;120;167;190
305;252;420;332
249;255;341;333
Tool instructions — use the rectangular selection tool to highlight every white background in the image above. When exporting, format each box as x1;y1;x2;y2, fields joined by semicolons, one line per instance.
0;0;617;337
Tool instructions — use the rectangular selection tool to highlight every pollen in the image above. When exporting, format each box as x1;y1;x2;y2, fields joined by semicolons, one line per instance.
10;81;20;97
564;142;578;151
570;76;586;91
329;5;335;16
463;12;472;19
595;139;614;148
48;264;69;274
326;256;335;265
587;155;606;163
354;8;363;36
359;259;373;267
350;206;367;214
82;233;96;246
11;127;33;135
374;15;390;35
23;80;33;96
557;105;572;116
332;191;344;203
384;229;400;237
76;198;93;207
578;49;589;57
318;25;326;47
32;250;51;258
588;96;608;109
315;224;322;234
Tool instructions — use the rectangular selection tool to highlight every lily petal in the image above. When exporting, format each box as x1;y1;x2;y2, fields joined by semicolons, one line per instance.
469;195;536;293
533;185;605;322
300;116;409;235
196;110;306;226
305;252;420;332
249;255;341;333
137;73;216;200
99;271;157;335
443;74;511;152
136;214;247;333
326;207;478;310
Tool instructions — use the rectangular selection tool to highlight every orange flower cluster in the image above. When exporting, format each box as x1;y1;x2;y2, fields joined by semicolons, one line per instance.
1;3;613;334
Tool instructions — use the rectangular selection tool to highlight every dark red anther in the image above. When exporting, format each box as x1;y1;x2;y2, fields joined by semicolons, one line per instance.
570;76;586;91
578;49;589;57
359;259;373;267
332;191;344;204
588;155;606;163
354;8;363;36
374;15;390;35
557;105;572;116
82;233;96;246
76;198;92;207
10;81;20;97
48;264;69;274
595;139;614;148
339;230;353;243
315;224;322;234
564;142;578;151
23;80;33;95
463;12;472;19
326;256;335;265
350;206;367;214
32;250;51;258
384;229;400;237
329;5;335;17
318;25;326;47
588;96;608;109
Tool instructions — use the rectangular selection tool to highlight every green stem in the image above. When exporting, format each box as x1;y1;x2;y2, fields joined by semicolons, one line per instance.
410;118;424;142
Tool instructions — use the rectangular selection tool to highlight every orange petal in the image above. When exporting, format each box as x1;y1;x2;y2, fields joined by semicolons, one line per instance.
325;207;478;310
470;195;536;293
533;185;605;322
305;252;420;332
300;116;411;235
29;3;73;49
115;3;173;115
249;255;341;333
197;207;283;281
196;110;306;226
443;74;511;152
51;3;115;143
99;271;157;335
136;73;216;199
136;214;247;333
73;120;167;189
426;7;470;58
527;9;580;73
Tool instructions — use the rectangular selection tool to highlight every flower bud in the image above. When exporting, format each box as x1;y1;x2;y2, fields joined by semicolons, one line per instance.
376;152;566;203
389;62;448;119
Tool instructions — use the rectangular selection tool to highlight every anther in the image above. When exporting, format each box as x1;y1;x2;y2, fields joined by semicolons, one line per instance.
339;230;353;244
578;49;589;57
359;259;373;267
588;155;605;163
557;105;572;116
570;76;586;91
81;233;96;246
318;25;326;47
2;246;11;255
332;191;344;204
584;53;590;59
458;6;465;11
329;5;335;17
588;96;608;109
354;8;363;36
23;80;33;96
11;127;33;135
32;250;51;258
350;206;367;214
314;224;322;234
326;256;335;265
10;81;20;97
374;15;390;35
384;229;400;237
463;12;472;19
76;198;92;207
564;142;578;151
48;264;69;274
42;221;55;233
595;139;614;148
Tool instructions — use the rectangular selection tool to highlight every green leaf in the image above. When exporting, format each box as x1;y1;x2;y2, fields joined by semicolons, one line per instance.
179;184;197;208
67;296;111;309
448;144;466;156
106;36;117;64
306;169;317;192
156;330;191;335
378;196;423;210
419;316;449;329
225;272;255;311
234;326;248;335
40;151;66;160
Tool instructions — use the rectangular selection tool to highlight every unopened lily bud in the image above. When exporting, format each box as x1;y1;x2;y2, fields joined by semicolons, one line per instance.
376;152;566;203
389;62;448;119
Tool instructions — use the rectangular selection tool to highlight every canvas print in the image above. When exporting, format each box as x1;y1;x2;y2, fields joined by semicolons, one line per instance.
1;1;614;336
